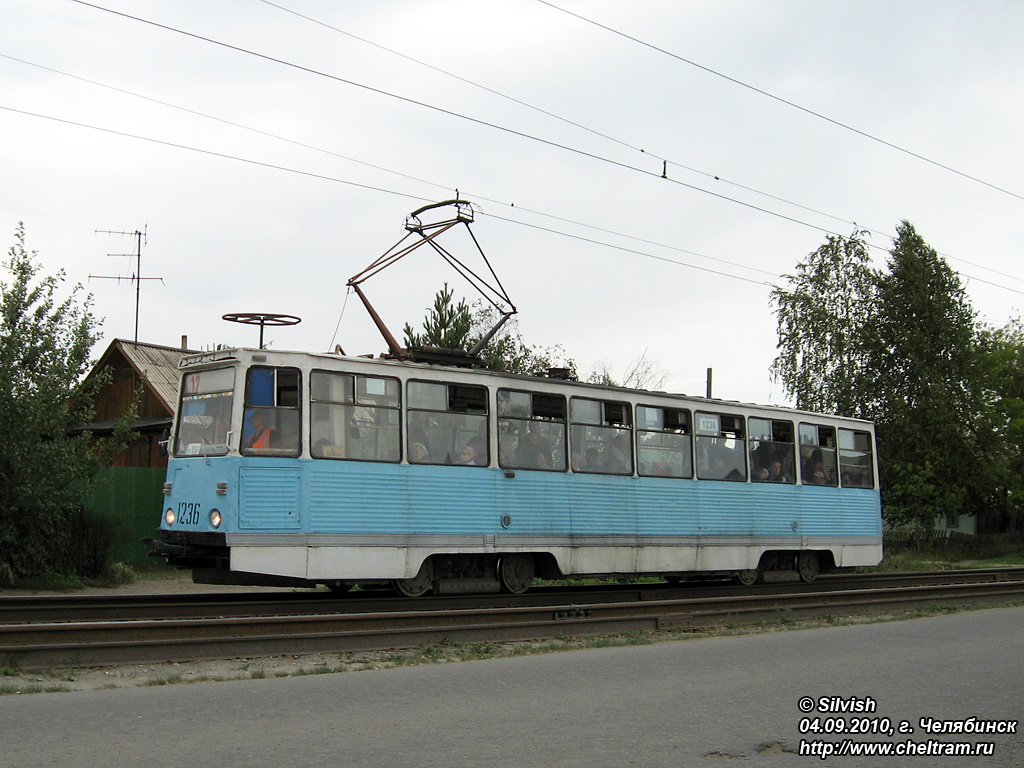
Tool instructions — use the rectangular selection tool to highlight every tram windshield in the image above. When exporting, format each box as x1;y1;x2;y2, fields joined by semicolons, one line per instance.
174;367;234;457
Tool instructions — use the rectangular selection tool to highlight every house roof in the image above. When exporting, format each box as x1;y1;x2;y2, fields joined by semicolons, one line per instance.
95;339;197;412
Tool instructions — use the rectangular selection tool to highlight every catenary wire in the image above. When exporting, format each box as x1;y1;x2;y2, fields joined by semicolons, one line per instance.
64;3;1024;286
0;54;774;282
6;101;1020;299
535;0;1024;204
0;104;782;290
61;2;1024;288
237;6;1024;289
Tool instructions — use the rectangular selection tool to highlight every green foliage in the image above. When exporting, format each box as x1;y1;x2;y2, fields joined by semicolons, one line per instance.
0;224;132;579
404;284;577;376
470;300;577;376
868;222;990;528
402;283;473;350
772;221;1014;531
978;316;1024;529
770;229;876;417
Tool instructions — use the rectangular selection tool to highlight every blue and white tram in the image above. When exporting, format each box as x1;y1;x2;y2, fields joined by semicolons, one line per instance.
149;347;882;595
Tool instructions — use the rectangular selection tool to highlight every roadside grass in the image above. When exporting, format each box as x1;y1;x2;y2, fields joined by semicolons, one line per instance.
872;541;1024;573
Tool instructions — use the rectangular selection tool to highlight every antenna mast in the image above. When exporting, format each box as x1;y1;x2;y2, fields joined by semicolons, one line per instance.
91;227;164;345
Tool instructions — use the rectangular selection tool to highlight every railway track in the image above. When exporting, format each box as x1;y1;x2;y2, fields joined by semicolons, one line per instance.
2;568;1022;670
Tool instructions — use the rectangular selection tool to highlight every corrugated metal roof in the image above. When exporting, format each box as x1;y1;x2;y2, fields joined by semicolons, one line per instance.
112;339;195;411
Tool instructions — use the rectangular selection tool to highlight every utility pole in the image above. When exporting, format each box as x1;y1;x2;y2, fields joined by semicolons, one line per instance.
91;227;164;345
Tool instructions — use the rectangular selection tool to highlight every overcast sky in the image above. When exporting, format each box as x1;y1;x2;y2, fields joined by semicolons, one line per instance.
3;0;1023;405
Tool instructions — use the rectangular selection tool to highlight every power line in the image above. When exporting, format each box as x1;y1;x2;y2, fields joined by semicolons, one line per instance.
536;0;1024;203
256;0;655;160
62;2;1024;288
6;101;1023;298
0;104;781;289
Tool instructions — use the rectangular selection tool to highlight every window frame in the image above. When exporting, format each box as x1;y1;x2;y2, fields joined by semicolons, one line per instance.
406;379;490;467
694;411;747;482
570;396;634;475
635;404;693;479
798;422;840;487
240;366;302;458
497;388;568;472
173;366;235;458
838;427;876;489
309;370;401;463
748;417;796;484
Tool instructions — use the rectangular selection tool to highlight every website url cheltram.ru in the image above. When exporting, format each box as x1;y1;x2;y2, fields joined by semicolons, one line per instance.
800;739;996;759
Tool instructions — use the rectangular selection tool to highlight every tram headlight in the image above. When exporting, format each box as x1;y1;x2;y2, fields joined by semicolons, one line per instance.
209;509;222;528
164;508;176;526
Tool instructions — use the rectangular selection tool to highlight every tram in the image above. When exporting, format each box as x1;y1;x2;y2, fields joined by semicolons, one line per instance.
148;346;882;595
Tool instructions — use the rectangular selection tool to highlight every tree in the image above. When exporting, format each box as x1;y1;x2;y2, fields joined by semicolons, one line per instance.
769;229;876;417
0;225;130;579
980;317;1024;531
866;221;989;529
402;283;473;350
470;300;577;377
587;350;669;390
404;285;577;376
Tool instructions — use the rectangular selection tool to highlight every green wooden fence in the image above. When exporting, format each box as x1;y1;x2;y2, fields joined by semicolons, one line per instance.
85;466;167;565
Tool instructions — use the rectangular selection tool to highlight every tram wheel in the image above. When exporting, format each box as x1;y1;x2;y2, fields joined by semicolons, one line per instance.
391;558;434;597
733;569;760;586
797;552;820;583
498;554;535;594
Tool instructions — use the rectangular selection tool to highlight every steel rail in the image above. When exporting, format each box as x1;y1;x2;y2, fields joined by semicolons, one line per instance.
2;568;1020;625
2;576;1023;671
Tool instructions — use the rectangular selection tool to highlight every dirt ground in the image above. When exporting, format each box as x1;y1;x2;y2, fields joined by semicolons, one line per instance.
2;572;417;694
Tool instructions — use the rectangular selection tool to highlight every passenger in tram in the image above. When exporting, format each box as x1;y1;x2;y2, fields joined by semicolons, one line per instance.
582;447;603;472
409;442;429;463
605;432;632;474
766;460;788;483
515;428;547;469
806;467;826;485
456;445;479;465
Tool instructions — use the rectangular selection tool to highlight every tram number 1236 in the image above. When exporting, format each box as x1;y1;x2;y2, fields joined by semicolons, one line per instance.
177;502;202;525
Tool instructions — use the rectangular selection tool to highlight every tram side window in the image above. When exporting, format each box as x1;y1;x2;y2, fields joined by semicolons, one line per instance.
695;412;746;481
636;406;692;478
839;428;875;488
174;367;234;457
748;418;795;483
310;372;400;462
570;398;633;475
241;367;301;457
407;381;488;466
798;423;839;486
497;390;567;471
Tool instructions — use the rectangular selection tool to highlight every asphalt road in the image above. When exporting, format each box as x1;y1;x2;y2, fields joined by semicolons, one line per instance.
2;607;1022;768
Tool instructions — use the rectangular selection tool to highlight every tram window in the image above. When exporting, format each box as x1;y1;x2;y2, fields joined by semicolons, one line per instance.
497;390;567;471
839;428;875;488
798;423;839;486
241;367;301;457
310;371;400;462
695;412;746;481
407;381;488;466
636;405;692;478
174;367;234;457
570;398;633;475
748;418;795;484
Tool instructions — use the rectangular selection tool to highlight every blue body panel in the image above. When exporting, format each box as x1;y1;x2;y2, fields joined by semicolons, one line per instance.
162;456;882;540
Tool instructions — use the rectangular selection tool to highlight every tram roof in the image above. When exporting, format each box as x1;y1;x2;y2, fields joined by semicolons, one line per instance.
178;346;874;426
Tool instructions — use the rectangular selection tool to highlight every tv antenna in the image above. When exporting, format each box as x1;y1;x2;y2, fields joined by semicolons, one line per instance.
90;226;164;345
